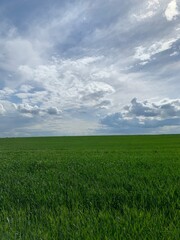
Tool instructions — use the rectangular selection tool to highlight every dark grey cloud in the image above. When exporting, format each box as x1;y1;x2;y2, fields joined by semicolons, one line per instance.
101;98;180;133
17;104;40;115
124;98;159;117
47;106;61;115
16;104;61;116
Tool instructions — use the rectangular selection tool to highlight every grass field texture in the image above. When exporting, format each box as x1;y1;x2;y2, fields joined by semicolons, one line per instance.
0;135;180;239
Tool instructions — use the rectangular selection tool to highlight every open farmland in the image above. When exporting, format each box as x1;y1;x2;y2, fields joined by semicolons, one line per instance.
0;135;180;239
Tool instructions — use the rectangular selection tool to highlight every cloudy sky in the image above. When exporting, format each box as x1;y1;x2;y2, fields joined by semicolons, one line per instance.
0;0;180;137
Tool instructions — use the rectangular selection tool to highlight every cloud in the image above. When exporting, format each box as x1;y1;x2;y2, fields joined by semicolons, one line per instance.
95;100;112;109
125;98;180;118
0;88;14;99
148;0;160;8
17;104;40;115
124;98;159;117
133;0;160;21
170;51;179;56
0;35;42;73
0;103;5;114
47;106;61;115
101;98;180;133
16;103;61;116
0;0;179;136
80;82;115;102
165;0;179;21
134;37;179;62
16;57;115;111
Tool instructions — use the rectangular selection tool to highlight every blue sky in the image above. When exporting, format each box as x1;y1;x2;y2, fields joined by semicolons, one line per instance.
0;0;180;136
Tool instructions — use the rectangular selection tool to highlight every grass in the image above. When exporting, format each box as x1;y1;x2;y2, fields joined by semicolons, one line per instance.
0;135;179;239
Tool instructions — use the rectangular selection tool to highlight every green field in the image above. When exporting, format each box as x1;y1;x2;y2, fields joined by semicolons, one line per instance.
0;135;180;239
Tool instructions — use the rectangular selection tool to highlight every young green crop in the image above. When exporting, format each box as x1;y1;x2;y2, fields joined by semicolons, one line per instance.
0;135;180;239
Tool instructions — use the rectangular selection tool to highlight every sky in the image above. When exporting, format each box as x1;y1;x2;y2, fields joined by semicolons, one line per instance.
0;0;180;137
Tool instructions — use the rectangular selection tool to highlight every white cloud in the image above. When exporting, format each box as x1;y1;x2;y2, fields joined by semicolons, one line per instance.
80;82;115;102
134;46;152;61
147;0;160;9
0;103;5;114
0;36;42;73
133;0;160;21
170;51;179;56
16;57;115;111
134;37;179;61
0;88;14;99
95;100;112;109
165;0;179;21
19;85;34;93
